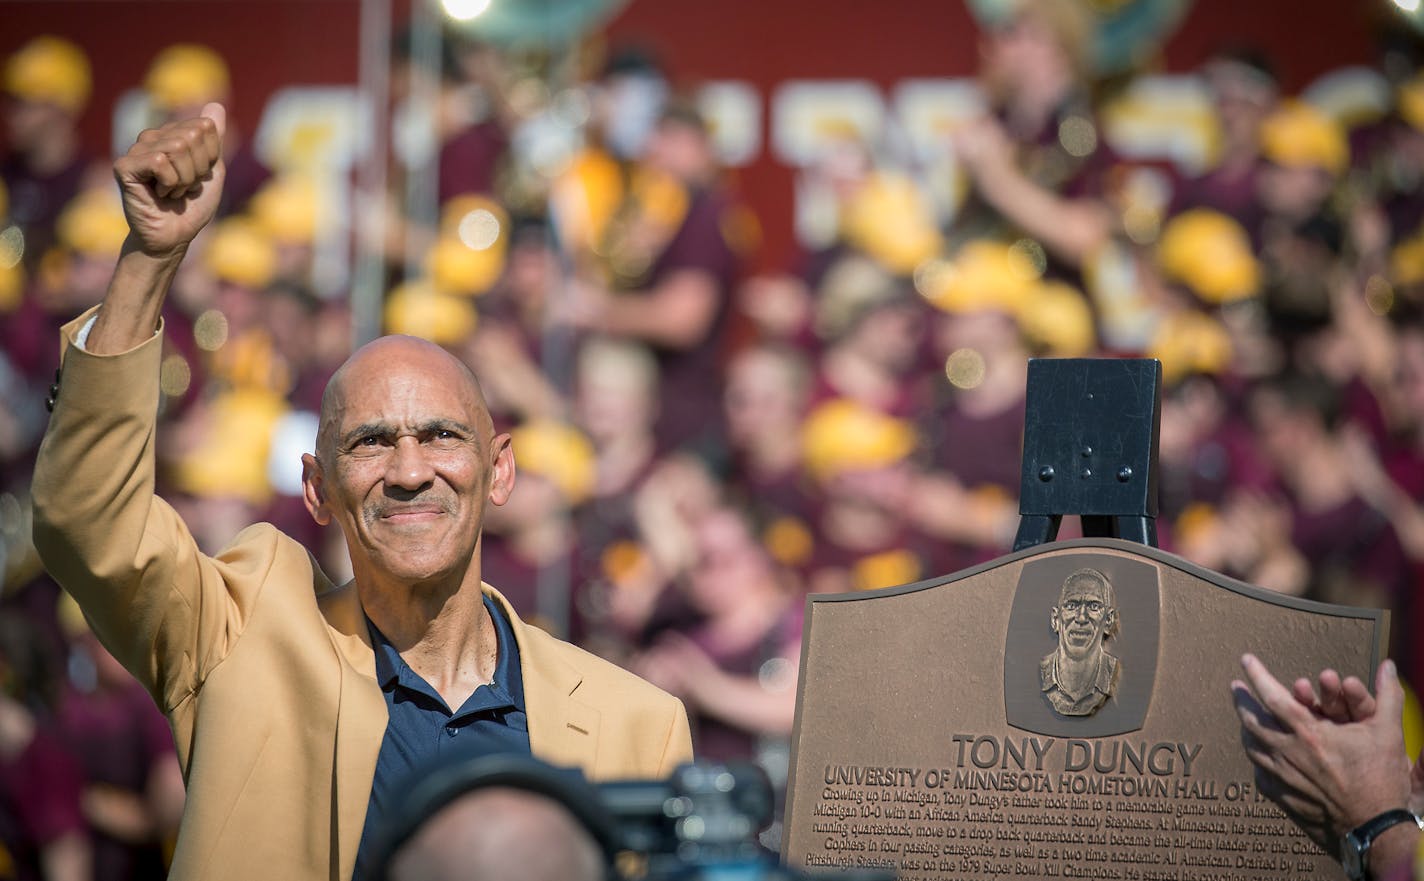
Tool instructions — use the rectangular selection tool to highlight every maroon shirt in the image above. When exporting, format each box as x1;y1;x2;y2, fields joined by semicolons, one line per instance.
56;682;173;881
642;187;743;453
682;603;804;764
438;120;507;204
924;393;1027;496
0;724;86;881
0;152;90;271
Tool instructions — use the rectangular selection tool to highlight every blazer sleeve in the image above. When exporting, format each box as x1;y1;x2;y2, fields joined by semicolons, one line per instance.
31;312;276;714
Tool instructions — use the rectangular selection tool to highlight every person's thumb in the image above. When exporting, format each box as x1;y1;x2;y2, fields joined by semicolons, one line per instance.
201;102;227;141
1376;660;1405;725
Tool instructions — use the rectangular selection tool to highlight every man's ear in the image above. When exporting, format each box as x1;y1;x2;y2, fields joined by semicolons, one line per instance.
488;433;516;507
302;453;332;526
1049;607;1061;634
1104;608;1119;639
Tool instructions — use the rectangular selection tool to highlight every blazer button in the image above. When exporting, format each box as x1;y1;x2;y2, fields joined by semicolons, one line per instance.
45;397;55;413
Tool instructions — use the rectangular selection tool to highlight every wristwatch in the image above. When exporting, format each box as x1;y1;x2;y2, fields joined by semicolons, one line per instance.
1340;809;1424;881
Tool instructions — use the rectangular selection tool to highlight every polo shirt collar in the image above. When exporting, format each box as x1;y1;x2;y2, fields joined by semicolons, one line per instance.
366;594;525;715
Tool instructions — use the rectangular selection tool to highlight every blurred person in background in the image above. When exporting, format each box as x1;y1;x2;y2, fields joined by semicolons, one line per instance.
1;182;129;417
0;613;88;881
565;338;664;651
479;421;594;625
159;216;292;553
1169;46;1279;229
1256;100;1351;294
736;129;875;347
949;0;1116;271
430;32;515;207
453;211;569;427
144;44;268;214
910;242;1036;570
1335;313;1424;692
634;503;801;847
0;185;128;495
722;344;817;576
808;255;929;419
562;101;749;454
1244;371;1408;609
1;36;94;273
54;596;182;881
799;399;939;594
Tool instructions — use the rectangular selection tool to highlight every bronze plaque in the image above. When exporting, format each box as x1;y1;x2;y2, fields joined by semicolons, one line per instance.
783;539;1387;881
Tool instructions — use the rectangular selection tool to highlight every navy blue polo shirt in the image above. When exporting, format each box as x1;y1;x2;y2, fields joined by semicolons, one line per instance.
353;595;530;880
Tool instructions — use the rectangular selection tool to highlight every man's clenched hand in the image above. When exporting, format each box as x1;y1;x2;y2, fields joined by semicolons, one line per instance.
114;102;226;257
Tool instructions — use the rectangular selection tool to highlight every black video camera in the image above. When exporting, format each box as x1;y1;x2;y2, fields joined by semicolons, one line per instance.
374;754;894;881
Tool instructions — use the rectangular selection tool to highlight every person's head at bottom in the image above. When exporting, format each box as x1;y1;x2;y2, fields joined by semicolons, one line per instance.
376;754;618;881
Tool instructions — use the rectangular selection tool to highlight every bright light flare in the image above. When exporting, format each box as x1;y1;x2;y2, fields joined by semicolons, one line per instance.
441;0;491;21
457;209;501;251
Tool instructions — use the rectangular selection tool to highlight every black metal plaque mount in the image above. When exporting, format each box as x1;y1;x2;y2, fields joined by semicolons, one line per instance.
1013;358;1162;551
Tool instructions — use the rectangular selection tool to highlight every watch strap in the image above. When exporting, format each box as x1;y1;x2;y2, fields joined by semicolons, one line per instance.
1344;809;1423;880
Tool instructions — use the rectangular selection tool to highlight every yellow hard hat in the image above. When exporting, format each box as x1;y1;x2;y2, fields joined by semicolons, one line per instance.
210;327;293;395
1157;209;1261;304
204;217;277;289
801;398;917;482
550;151;622;252
1018;280;1097;356
3;36;90;113
1392;226;1424;289
1149;310;1233;384
383;281;477;345
250;176;320;245
1259;99;1348;176
426;236;504;297
853;548;922;592
55;187;129;259
173;387;288;504
0;260;24;313
1398;74;1424;135
509;420;596;504
145;44;230;111
922;240;1039;314
762;515;815;568
840;172;943;276
629;166;690;234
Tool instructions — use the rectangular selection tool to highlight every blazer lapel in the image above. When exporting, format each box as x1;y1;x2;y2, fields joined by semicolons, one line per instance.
319;584;386;881
486;586;601;773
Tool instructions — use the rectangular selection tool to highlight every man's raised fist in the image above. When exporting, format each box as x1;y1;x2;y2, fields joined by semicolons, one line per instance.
113;102;226;258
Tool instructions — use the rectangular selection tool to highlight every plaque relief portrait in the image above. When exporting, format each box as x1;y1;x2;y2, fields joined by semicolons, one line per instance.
1004;553;1158;737
1040;567;1120;716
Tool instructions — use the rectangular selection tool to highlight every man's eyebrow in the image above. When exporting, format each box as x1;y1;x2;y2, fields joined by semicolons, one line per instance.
340;422;393;446
339;419;480;445
418;419;478;436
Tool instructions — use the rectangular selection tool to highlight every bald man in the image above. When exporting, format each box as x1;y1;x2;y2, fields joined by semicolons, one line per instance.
388;787;605;881
31;104;691;881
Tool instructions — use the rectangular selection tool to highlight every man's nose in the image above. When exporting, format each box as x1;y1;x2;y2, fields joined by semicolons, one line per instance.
385;437;435;490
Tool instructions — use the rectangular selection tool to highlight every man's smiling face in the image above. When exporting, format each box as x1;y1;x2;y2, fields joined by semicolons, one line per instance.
1051;572;1116;661
303;336;513;589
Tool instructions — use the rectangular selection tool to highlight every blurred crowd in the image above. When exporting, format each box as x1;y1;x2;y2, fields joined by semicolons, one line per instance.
5;0;1424;876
